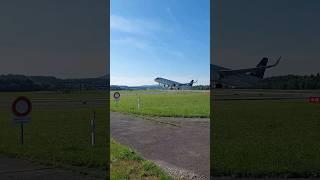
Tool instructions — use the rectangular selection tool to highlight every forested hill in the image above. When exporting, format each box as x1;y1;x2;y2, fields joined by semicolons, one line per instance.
0;74;108;91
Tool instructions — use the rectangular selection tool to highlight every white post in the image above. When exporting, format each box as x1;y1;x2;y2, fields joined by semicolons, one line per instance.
137;96;140;111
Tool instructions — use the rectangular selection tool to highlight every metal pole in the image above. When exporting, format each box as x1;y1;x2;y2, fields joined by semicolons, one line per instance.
91;111;96;147
20;122;24;146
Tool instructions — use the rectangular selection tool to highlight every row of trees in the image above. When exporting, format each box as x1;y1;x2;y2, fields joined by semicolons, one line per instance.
256;74;320;89
192;85;210;90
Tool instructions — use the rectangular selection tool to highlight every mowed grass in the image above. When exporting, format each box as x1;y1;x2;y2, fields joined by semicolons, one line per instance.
0;91;107;178
212;100;320;177
110;90;210;118
110;139;172;179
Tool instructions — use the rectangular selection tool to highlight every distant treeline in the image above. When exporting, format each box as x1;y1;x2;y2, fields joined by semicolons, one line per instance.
110;85;210;91
110;85;160;91
0;74;108;92
110;85;123;91
192;85;210;90
255;74;320;89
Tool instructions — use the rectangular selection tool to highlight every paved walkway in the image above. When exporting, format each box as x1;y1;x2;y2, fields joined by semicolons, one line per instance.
0;156;100;180
111;112;210;180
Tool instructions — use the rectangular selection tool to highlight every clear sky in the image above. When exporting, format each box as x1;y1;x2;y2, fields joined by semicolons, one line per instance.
213;0;320;77
111;0;210;86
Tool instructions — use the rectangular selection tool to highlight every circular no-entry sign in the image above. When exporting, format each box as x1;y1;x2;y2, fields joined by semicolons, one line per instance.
12;96;32;117
113;92;121;100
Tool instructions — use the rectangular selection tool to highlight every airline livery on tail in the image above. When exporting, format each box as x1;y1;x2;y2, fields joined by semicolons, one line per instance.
212;56;281;88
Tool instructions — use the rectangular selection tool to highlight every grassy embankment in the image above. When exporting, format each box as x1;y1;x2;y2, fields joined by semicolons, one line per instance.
110;139;173;179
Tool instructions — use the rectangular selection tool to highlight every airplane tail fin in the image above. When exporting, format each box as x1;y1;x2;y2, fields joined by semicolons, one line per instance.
189;80;194;86
251;57;268;78
189;80;197;86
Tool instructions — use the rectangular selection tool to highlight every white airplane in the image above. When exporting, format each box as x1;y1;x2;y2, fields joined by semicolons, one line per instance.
154;77;197;90
212;56;281;88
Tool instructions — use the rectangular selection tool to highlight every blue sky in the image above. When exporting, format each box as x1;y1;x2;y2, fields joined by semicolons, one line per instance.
111;0;210;86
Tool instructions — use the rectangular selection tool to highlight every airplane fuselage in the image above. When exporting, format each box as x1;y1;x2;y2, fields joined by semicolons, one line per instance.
154;77;194;90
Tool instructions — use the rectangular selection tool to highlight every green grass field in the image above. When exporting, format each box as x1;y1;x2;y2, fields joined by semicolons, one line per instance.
110;90;210;118
0;91;107;178
110;139;172;179
212;99;320;177
109;90;209;179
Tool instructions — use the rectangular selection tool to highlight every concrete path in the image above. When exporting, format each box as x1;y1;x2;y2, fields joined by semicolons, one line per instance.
0;156;100;180
111;112;210;180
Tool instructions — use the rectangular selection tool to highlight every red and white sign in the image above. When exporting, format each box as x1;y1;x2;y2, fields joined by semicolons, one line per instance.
113;92;121;100
309;96;320;104
12;96;32;117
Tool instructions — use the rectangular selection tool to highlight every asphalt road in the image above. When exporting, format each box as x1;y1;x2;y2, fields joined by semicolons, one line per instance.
110;112;210;180
0;97;108;107
0;156;100;180
212;89;320;100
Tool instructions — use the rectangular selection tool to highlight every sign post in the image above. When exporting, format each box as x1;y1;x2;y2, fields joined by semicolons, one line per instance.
20;123;24;145
91;111;96;147
12;96;32;146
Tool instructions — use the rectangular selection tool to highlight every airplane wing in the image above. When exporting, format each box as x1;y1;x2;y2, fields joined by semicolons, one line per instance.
219;56;281;77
